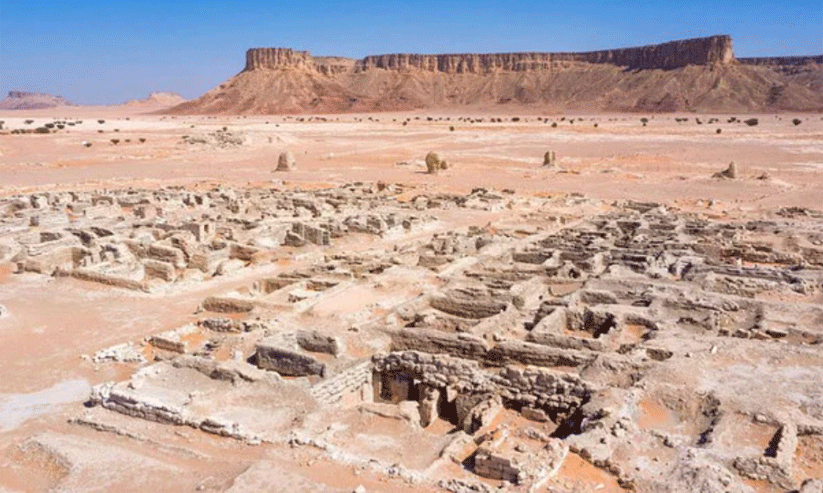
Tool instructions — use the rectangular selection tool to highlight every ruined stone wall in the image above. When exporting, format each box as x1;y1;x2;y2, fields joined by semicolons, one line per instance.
373;351;592;414
310;361;373;405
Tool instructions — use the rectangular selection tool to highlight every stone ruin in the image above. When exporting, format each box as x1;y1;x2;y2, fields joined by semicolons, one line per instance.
0;183;433;293
5;183;822;491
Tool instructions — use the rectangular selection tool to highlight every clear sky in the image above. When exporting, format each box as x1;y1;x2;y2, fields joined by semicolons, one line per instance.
1;0;821;105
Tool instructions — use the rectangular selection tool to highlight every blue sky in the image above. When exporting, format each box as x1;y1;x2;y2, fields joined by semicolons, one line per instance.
1;0;821;104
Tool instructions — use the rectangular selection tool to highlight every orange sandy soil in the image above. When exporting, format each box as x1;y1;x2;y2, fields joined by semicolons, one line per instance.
0;104;821;491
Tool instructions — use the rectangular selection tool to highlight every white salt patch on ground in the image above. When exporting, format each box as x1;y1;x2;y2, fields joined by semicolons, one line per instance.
0;379;90;431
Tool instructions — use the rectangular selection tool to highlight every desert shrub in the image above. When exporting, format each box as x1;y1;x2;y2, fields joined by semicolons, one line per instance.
24;119;34;125
449;126;455;131
744;118;759;127
57;124;65;129
124;139;131;143
512;117;520;122
110;139;120;145
34;127;50;134
114;128;120;132
98;120;105;124
551;122;558;128
139;138;146;143
716;128;722;134
45;123;55;129
640;117;649;124
792;118;802;126
594;123;598;128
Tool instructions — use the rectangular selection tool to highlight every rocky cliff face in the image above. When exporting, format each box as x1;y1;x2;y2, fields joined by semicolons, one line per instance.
245;35;734;75
245;49;354;75
356;35;734;72
739;55;823;67
245;48;314;71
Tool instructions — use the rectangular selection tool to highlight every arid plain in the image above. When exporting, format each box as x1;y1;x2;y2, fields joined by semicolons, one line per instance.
1;101;823;493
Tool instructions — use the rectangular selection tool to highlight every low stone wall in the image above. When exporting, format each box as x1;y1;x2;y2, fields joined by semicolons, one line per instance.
310;361;373;405
390;328;489;360
255;341;326;377
373;351;593;418
55;267;149;292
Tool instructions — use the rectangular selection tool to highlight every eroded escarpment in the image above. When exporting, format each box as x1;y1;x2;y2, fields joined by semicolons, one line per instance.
171;34;823;114
245;35;735;73
355;35;734;72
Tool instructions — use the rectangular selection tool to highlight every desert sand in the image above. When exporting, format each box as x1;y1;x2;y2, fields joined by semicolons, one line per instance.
0;101;822;493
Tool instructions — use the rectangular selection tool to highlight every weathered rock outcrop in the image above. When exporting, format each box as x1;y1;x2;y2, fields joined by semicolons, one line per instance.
357;35;734;72
245;48;314;71
168;35;823;114
739;55;823;67
244;48;355;75
0;91;72;110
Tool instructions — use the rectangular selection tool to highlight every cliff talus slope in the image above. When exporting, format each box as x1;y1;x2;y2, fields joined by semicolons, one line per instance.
168;35;823;114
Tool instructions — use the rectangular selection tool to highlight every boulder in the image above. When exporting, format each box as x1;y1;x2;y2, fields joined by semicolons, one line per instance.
713;161;738;179
276;151;296;171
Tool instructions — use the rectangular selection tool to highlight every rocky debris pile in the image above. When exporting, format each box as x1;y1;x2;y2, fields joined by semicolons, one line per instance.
182;129;245;148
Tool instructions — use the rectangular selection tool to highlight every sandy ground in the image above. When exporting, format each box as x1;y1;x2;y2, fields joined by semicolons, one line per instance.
0;106;821;492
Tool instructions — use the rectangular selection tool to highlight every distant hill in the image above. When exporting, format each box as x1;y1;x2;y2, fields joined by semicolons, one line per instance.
123;92;187;108
0;91;72;110
167;35;823;114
